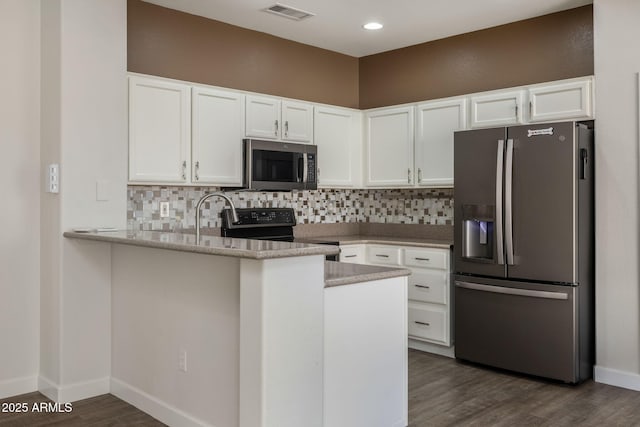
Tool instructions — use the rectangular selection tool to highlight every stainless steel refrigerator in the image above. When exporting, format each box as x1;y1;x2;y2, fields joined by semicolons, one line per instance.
453;121;594;383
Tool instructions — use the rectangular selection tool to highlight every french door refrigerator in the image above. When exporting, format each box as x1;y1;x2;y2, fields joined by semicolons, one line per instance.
453;121;594;383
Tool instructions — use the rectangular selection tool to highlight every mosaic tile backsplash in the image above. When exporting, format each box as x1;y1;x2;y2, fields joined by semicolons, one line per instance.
127;186;454;232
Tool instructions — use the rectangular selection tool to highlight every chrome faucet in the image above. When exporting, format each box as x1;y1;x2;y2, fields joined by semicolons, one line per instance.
195;192;240;241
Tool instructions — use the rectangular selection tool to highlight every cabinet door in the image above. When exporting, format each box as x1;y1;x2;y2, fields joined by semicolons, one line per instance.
315;106;361;187
129;76;190;183
528;78;593;123
192;87;244;186
470;90;523;128
245;95;280;139
365;106;414;187
415;98;466;187
282;100;313;143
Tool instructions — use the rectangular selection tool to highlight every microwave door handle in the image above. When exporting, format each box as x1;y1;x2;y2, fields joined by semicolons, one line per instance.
303;153;309;183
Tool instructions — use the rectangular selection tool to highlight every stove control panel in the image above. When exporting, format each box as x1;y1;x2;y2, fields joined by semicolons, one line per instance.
222;208;296;228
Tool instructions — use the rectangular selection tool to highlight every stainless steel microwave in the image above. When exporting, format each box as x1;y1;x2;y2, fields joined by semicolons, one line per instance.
243;139;317;191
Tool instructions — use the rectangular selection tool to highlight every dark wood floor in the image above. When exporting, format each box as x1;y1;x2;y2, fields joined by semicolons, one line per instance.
2;350;640;426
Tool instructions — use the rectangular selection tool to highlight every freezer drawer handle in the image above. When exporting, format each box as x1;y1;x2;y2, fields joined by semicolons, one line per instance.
455;281;568;300
414;321;430;326
415;284;430;289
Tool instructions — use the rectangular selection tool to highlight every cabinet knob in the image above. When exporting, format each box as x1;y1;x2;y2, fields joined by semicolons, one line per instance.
275;119;279;136
194;161;200;181
182;161;187;180
418;168;422;183
285;120;289;137
407;168;411;184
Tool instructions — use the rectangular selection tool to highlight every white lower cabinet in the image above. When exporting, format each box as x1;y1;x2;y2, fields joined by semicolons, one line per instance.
408;302;447;344
324;277;408;427
343;243;453;352
339;244;365;263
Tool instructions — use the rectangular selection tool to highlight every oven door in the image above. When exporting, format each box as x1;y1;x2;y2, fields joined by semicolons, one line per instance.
244;139;316;190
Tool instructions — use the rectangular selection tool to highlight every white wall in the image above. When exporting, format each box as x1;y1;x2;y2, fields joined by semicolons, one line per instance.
40;0;127;401
594;0;640;390
0;0;41;399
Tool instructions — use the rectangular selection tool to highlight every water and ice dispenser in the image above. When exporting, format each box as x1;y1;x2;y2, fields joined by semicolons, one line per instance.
461;204;495;261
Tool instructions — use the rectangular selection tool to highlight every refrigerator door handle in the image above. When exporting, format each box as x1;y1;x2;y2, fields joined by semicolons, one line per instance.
496;139;505;265
455;281;569;300
505;138;514;265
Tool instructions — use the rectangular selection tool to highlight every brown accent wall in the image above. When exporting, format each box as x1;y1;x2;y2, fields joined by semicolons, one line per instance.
127;0;359;108
359;5;593;109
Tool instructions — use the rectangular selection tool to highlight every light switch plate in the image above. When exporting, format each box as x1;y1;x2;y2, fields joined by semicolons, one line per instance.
47;164;59;193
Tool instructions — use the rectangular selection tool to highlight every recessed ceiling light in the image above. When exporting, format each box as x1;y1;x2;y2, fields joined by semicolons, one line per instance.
363;22;383;30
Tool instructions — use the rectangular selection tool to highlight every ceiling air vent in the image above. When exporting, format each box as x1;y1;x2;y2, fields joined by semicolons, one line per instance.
263;3;315;21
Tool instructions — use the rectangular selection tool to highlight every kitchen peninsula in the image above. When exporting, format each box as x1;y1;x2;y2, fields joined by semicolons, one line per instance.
63;230;409;427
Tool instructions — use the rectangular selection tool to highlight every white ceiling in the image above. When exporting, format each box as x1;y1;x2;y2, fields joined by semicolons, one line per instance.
142;0;593;57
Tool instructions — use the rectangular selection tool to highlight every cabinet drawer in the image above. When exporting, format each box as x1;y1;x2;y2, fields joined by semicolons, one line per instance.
408;270;448;304
408;303;447;344
366;246;401;265
404;248;448;270
339;245;365;263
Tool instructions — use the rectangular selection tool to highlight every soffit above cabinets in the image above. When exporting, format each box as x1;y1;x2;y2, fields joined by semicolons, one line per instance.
142;0;592;57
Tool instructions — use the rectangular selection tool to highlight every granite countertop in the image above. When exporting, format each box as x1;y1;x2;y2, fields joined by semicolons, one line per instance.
302;234;453;249
63;230;339;260
324;261;411;287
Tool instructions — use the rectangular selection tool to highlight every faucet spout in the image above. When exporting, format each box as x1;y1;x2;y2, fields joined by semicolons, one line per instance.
195;192;239;241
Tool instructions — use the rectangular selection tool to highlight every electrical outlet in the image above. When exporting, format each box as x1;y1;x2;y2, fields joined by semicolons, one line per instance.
178;349;187;372
160;202;170;218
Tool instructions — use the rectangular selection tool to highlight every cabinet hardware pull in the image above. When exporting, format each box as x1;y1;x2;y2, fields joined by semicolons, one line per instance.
344;255;356;258
415;285;430;289
415;321;430;326
375;254;389;258
194;161;200;181
515;104;518;117
418;168;422;183
285;120;289;137
529;101;532;118
182;161;187;180
408;168;411;184
415;257;430;261
275;119;279;136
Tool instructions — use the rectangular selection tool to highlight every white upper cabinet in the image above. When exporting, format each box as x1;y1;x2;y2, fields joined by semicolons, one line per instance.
191;87;245;186
527;77;593;123
129;76;191;183
282;100;313;143
245;96;314;143
414;98;466;187
245;95;281;140
469;89;524;128
314;106;362;188
365;106;414;187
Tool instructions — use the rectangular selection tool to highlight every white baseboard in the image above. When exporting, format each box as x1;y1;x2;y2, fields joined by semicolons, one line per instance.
409;339;455;358
594;365;640;391
110;377;212;427
38;376;110;403
0;375;38;399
